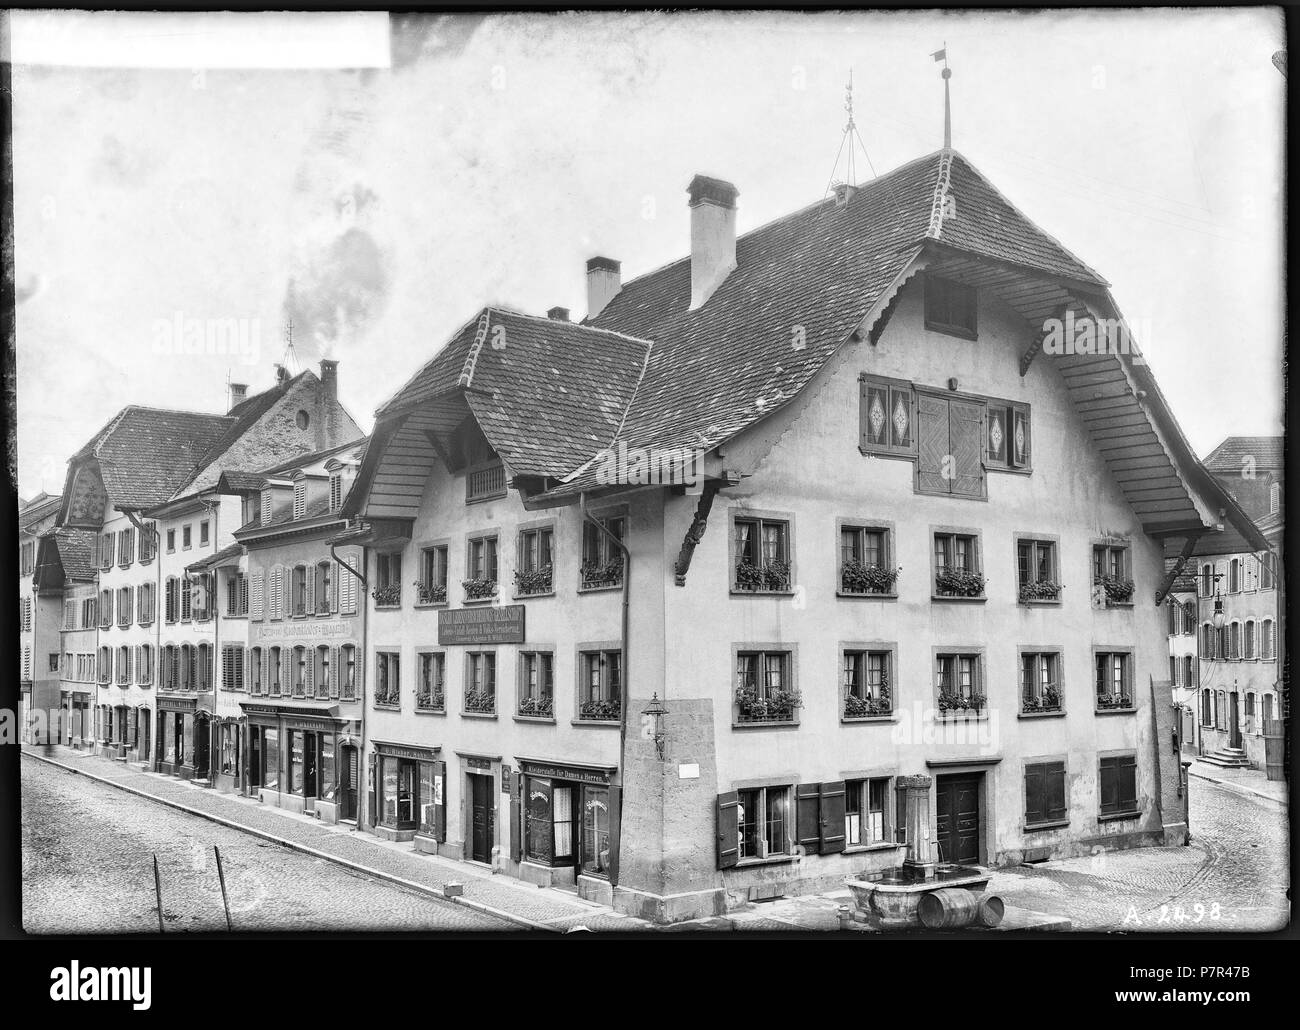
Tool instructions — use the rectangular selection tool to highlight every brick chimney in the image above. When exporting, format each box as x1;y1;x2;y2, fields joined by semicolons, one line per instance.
320;359;339;447
687;174;739;311
228;382;247;412
586;257;621;320
547;306;570;322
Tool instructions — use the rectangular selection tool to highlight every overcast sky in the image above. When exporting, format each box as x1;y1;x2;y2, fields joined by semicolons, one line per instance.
11;9;1285;499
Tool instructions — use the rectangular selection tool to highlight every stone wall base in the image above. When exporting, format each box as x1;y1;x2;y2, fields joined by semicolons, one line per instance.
612;883;728;924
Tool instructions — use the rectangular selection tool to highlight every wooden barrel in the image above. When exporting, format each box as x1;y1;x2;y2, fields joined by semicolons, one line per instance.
977;895;1005;928
917;888;981;929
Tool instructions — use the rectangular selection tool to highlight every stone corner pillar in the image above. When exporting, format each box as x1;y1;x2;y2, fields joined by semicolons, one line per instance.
896;774;935;875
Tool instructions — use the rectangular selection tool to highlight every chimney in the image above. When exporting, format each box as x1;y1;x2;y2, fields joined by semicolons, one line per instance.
228;382;247;412
586;257;621;319
834;182;859;208
687;174;739;311
547;306;570;322
274;363;289;386
319;359;339;447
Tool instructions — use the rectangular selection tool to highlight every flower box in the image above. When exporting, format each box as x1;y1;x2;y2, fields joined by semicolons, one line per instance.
578;698;621;721
580;560;623;589
463;690;496;715
935;567;985;598
840;560;899;595
734;559;791;593
514;565;553;596
1018;579;1061;602
462;578;498;601
937;691;986;714
415;582;447;605
735;687;802;723
1096;692;1134;711
844;684;892;718
1021;684;1062;713
371;586;401;608
518;696;554;718
416;691;445;712
1095;576;1135;605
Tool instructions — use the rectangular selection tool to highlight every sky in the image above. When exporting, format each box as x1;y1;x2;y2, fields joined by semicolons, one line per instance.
10;9;1286;500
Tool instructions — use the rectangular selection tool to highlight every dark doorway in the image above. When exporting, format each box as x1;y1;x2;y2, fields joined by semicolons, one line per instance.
139;710;151;763
1228;691;1242;749
340;744;358;820
304;733;318;800
247;728;262;791
193;715;210;777
470;773;494;864
935;774;982;865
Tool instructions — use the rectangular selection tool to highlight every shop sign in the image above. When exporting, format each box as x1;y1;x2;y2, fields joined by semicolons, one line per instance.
438;605;525;645
256;621;353;641
518;760;612;786
375;741;438;762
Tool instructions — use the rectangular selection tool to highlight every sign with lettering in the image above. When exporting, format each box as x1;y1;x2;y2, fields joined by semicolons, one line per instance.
255;620;354;641
438;605;525;646
501;764;512;793
375;742;439;762
466;755;492;770
518;760;613;786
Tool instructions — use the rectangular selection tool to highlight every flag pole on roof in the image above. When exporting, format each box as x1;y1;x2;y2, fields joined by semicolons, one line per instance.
932;43;952;149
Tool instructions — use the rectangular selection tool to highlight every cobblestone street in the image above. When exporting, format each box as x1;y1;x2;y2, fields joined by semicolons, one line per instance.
22;758;510;934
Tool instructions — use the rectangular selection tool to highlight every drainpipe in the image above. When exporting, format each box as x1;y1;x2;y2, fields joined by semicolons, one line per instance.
331;529;367;827
580;493;630;888
125;510;162;767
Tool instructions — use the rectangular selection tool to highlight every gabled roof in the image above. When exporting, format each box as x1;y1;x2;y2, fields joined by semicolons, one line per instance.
1203;436;1283;473
20;492;62;533
215;471;269;494
47;528;98;583
186;541;243;572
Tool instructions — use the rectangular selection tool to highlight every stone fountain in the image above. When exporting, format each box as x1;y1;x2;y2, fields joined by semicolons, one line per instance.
845;774;991;930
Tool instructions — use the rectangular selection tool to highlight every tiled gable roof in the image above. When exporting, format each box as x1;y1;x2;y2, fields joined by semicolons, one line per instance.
1203;436;1283;473
20;493;62;532
51;528;98;582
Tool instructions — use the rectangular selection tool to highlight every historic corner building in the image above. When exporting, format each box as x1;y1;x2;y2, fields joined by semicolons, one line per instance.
338;148;1267;923
19;493;63;743
231;440;368;824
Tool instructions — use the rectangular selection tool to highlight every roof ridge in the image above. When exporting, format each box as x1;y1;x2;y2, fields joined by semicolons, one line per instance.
459;309;494;389
492;305;657;346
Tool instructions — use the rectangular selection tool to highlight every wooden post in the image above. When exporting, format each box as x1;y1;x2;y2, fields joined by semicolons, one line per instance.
214;846;233;931
152;854;164;933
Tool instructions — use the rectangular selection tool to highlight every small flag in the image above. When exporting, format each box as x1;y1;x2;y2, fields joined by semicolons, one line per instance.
932;48;946;62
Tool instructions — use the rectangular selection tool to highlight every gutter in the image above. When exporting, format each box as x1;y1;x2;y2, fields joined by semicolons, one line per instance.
579;492;630;889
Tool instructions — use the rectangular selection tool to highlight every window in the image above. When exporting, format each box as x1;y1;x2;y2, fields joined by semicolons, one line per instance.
180;576;193;622
199;520;210;547
341;645;357;700
293;482;307;520
1016;538;1059;602
1020;651;1063;713
292;645;307;697
1260;553;1276;590
164;578;178;624
48;653;59;673
20;540;34;576
1200;563;1213;596
515;527;554;596
933;532;983;598
329;473;343;512
314;646;330;698
227;572;248;616
250;647;263;695
117;528;135;567
314;561;332;614
1201;622;1215;659
924;274;977;337
1262;620;1275;660
466;459;506;502
374;552;402;607
98;647;111;684
140;523;155;563
99;589;113;629
100;533;113;571
418;545;449;604
196;643;212;691
581;514;625;589
465;652;496;714
859;375;916;457
733;515;791;592
737;785;791;860
842;649;892;718
579;649;623;722
292;565;308;616
166;529;176;553
269;646;282;696
296;410;310;430
1269;481;1281;514
465;535;499;598
116;646;131;685
1183;602;1196;636
138;644;153;686
734;649;796;724
839;524;895;595
182;525;192;550
1183;655;1194;690
222;645;245;693
1169;655;1179;686
844;778;889;847
417;652;446;711
917;394;985;498
518;651;554;717
1025;762;1068;827
986;402;1031;470
1092;542;1133;605
117;586;132;627
375;652;401;707
1095;651;1133;710
1229;622;1241;660
1099;755;1138;818
1228;558;1240;593
936;652;984;714
138;582;155;625
193;573;213;621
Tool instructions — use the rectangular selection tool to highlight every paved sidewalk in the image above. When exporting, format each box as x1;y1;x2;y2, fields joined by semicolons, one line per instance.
1187;758;1288;807
22;745;651;934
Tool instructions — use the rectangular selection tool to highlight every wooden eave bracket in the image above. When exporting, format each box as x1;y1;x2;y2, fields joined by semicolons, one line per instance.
1154;533;1202;607
673;481;721;586
1020;304;1068;378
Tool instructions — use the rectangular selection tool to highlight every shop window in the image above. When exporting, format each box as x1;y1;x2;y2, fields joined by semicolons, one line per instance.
1099;755;1138;818
262;728;280;790
1095;651;1133;711
732;515;791;593
1025;762;1068;827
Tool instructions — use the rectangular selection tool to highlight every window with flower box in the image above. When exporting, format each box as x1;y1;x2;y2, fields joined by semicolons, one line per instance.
936;651;984;715
578;648;622;722
373;552;402;608
464;651;496;714
375;651;401;707
1095;650;1133;711
1092;542;1134;607
289;645;306;697
734;647;799;725
1020;650;1063;714
137;644;153;686
417;545;449;605
581;513;625;590
515;527;554;597
1016;537;1060;603
842;648;892;718
417;652;445;712
1024;762;1068;828
732;514;792;593
518;651;554;718
313;645;331;698
464;535;499;600
838;522;897;596
116;646;131;685
933;531;984;599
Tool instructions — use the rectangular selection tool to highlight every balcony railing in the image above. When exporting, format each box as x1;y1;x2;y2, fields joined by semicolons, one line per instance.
466;461;507;502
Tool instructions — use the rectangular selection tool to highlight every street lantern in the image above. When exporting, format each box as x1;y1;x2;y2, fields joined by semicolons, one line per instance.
641;693;669;759
1212;592;1226;630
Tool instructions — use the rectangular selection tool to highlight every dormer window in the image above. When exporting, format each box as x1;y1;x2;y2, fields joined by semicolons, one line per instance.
260;489;273;526
924;275;977;339
293;482;306;520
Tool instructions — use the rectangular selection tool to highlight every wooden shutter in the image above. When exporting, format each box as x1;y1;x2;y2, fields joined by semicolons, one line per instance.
1025;764;1046;824
330;646;341;699
796;782;823;855
1011;408;1030;467
261;650;270;696
987;405;1007;465
304;648;314;695
949;399;986;498
509;772;523;863
331;560;341;613
860;381;890;451
607;784;622;884
1117;755;1137;813
819;780;847;854
716;791;741;869
917;394;951;494
1099;758;1119;813
305;567;315;616
251;569;264;621
1046;762;1067;821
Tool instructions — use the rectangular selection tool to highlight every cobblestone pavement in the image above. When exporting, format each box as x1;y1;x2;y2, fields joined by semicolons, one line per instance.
22;758;510;934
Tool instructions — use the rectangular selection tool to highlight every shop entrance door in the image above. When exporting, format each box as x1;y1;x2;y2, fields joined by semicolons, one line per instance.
193;714;210;777
339;744;357;820
470;773;494;864
396;760;416;828
247;728;262;791
139;710;151;764
304;733;318;802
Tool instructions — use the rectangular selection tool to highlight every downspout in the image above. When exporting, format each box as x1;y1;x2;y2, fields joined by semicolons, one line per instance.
580;492;630;888
331;530;367;825
125;509;162;767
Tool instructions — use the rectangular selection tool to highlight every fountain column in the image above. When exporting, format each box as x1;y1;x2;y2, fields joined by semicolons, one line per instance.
896;774;936;878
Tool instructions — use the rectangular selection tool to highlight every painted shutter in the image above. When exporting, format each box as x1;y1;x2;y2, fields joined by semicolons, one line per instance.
251;570;264;621
917;394;951;494
819;780;847;854
795;782;822;855
716;791;741;869
860;381;890;450
331;560;341;613
606;784;622;884
271;568;282;620
1046;762;1067;822
433;760;446;842
284;567;293;618
1025;764;1046;824
1012;408;1030;467
509;772;523;863
949;399;986;498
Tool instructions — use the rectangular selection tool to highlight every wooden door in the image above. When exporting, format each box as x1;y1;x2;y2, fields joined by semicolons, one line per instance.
470;774;494;863
935;774;981;865
340;745;357;820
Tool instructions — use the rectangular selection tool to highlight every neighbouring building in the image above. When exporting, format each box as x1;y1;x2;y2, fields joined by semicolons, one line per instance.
56;361;361;774
230;440;367;822
19;493;63;743
33;528;99;747
341;150;1266;921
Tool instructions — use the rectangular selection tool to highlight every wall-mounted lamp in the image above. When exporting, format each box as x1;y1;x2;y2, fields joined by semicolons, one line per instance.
642;693;669;760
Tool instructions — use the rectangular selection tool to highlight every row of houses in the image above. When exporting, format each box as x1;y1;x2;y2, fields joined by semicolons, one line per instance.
19;147;1280;922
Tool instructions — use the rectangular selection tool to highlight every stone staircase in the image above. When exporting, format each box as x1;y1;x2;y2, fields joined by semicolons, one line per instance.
1200;746;1251;769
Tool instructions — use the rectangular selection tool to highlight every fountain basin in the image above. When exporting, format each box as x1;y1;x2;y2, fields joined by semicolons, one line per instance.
846;865;991;930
